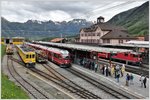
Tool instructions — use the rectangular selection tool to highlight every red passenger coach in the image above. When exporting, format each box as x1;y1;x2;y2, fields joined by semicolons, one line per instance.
47;48;71;67
26;43;72;67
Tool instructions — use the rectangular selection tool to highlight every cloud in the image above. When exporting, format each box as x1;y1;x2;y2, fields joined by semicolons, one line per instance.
1;0;148;22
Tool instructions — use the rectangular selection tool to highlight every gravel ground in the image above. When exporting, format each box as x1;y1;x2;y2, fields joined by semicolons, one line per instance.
2;52;72;99
48;61;116;99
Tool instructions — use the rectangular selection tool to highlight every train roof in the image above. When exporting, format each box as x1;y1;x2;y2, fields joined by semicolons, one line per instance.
36;41;132;53
26;42;69;55
16;45;35;53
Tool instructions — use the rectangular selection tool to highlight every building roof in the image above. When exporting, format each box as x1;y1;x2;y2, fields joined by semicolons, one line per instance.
81;22;126;32
96;23;126;31
101;29;136;39
50;38;64;42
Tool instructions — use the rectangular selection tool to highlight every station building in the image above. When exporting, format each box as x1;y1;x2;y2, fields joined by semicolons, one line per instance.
79;16;136;44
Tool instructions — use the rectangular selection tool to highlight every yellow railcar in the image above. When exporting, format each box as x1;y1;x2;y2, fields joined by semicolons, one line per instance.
1;38;4;44
6;44;14;55
12;37;24;45
16;45;36;67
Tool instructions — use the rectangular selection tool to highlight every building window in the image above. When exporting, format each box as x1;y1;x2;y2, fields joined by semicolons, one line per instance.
97;33;100;36
97;39;99;43
119;39;123;43
103;39;110;43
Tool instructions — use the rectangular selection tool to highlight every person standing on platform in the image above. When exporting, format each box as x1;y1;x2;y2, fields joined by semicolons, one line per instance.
121;64;125;77
114;64;117;78
130;74;134;85
143;76;147;88
116;73;120;82
108;66;111;76
116;64;120;73
126;73;130;86
111;64;115;77
94;62;98;72
106;66;109;77
139;74;144;87
102;65;105;75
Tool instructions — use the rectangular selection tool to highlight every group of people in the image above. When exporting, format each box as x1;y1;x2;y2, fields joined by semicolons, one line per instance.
80;58;96;70
125;73;134;86
78;58;148;89
100;64;126;82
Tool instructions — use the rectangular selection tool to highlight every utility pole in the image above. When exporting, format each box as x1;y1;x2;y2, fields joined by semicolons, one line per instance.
61;33;62;43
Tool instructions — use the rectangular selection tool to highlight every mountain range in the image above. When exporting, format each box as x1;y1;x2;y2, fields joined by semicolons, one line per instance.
1;1;149;39
108;1;149;36
1;18;93;39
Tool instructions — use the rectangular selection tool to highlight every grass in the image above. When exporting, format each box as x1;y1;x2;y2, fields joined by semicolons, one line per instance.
1;44;30;99
1;74;30;99
1;44;6;59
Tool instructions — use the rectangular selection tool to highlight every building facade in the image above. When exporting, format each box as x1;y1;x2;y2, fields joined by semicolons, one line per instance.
79;16;136;44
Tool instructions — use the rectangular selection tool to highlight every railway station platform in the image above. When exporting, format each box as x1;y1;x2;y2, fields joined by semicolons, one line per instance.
73;64;149;98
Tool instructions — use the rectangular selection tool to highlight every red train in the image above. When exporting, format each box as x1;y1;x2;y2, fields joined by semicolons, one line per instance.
27;43;72;67
98;52;142;64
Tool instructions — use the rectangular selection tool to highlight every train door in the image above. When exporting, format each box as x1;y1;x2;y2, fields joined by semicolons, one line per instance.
51;52;54;61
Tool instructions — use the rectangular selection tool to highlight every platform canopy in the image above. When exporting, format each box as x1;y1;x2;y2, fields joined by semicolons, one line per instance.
100;42;149;48
35;41;132;53
124;40;149;48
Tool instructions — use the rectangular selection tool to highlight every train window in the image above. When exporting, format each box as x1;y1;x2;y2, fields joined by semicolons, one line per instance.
133;55;138;58
63;56;70;60
32;55;35;58
58;55;62;59
26;55;29;58
125;53;128;56
30;55;32;58
54;53;58;58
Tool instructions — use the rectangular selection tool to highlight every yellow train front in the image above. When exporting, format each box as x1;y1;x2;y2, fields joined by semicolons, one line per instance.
6;44;14;55
16;45;36;68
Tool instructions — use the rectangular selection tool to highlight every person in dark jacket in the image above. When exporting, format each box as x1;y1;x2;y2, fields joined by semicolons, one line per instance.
126;73;130;86
106;66;109;77
102;65;105;75
116;73;120;82
143;76;147;88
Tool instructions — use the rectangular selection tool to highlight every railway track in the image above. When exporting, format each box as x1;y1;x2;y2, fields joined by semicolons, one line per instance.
66;67;143;99
10;57;101;99
7;55;49;99
98;58;149;77
41;64;102;99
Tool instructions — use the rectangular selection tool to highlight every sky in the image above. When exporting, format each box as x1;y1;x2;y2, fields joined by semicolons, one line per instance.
1;0;148;23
